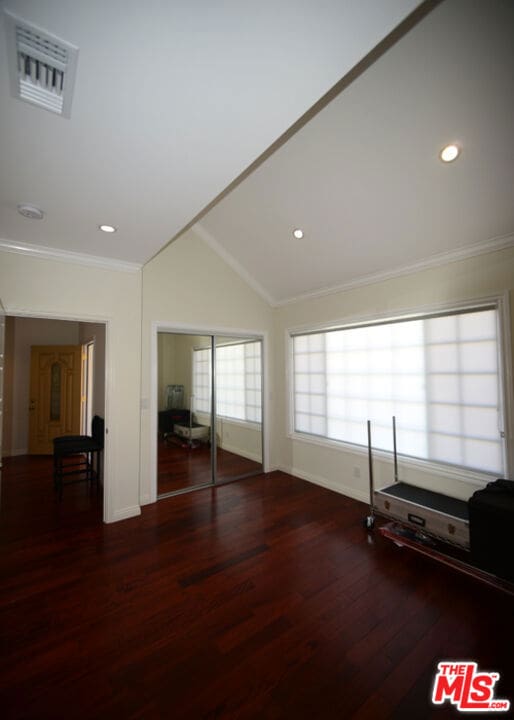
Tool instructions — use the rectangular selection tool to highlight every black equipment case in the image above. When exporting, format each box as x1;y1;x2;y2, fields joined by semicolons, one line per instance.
469;479;514;582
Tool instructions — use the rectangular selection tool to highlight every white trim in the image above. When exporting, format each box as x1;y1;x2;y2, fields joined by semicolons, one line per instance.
108;505;142;523
2;305;115;524
149;321;270;504
275;233;514;307
193;224;276;307
0;238;142;273
277;464;369;504
10;447;28;456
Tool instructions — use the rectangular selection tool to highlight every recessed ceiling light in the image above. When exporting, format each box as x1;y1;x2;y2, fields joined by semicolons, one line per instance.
99;224;117;233
293;228;304;239
17;204;44;220
439;144;460;163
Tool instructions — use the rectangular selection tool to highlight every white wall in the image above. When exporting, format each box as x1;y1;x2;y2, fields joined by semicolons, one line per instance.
141;227;274;504
5;316;80;455
274;246;514;502
0;250;142;523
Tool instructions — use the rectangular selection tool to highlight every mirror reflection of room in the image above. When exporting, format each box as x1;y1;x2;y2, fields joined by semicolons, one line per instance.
157;332;263;497
157;333;212;495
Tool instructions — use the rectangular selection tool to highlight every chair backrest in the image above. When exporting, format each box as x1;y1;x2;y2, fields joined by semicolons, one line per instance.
92;415;105;447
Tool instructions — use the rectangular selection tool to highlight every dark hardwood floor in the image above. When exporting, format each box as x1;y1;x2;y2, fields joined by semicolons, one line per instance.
158;438;262;494
1;455;513;719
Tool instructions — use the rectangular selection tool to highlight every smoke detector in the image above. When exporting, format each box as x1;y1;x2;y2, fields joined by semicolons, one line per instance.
17;204;45;220
4;9;79;118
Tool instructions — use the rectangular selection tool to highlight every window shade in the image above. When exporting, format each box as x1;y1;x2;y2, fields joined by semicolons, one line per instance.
292;307;504;475
193;341;262;423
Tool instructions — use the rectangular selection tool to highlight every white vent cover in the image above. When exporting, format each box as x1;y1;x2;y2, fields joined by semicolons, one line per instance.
4;10;78;118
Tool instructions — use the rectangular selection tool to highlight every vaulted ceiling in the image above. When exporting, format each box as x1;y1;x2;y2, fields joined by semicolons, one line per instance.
1;1;513;305
198;0;514;304
0;0;422;266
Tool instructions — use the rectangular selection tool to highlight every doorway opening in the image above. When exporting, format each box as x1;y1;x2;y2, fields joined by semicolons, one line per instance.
1;315;107;530
156;330;265;498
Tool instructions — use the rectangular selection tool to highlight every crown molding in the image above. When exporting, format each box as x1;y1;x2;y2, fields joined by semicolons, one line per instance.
275;232;514;307
0;238;142;273
193;223;276;307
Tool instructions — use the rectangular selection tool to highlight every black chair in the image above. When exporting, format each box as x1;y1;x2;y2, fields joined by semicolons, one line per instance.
53;416;104;500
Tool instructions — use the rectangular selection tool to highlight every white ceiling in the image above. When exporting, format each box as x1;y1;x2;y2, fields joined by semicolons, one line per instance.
0;0;421;266
199;0;514;304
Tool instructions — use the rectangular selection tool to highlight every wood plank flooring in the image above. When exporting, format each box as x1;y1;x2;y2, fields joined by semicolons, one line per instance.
158;438;262;494
1;455;513;719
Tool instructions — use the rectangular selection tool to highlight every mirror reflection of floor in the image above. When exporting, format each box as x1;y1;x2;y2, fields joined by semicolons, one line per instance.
157;438;262;495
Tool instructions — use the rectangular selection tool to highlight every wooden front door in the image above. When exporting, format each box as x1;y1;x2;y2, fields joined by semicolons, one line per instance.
28;345;82;454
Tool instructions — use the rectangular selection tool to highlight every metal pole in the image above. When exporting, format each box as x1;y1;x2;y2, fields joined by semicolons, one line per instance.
367;419;374;517
189;395;194;449
211;337;216;484
392;415;399;483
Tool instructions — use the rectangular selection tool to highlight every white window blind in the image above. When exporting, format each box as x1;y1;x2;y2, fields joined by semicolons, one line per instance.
292;307;505;475
193;341;262;423
192;347;211;413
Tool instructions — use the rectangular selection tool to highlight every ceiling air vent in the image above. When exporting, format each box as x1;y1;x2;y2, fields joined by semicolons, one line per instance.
4;10;79;118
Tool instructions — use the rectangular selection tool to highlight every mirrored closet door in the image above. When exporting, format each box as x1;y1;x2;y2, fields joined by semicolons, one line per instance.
157;331;263;499
157;332;214;496
214;335;263;484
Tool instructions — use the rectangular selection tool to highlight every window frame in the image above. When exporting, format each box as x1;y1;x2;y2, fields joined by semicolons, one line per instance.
192;339;262;427
287;294;513;485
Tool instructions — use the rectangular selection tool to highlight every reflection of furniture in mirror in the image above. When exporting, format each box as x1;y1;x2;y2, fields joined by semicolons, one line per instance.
174;422;210;443
158;408;190;438
165;384;184;409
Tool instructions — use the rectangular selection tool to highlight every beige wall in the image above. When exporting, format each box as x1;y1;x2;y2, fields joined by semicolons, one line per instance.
157;332;206;411
0;250;142;523
4;316;80;456
1;315;15;458
274;246;514;502
141;228;273;503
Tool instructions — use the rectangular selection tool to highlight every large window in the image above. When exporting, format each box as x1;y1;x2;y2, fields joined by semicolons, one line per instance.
193;340;262;423
291;305;506;476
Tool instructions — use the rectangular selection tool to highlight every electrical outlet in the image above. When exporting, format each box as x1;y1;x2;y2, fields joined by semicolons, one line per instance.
353;466;361;479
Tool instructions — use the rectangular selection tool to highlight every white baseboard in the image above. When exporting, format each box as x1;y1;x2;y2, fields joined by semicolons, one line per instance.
108;505;141;523
11;448;28;456
139;493;153;506
276;464;368;504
